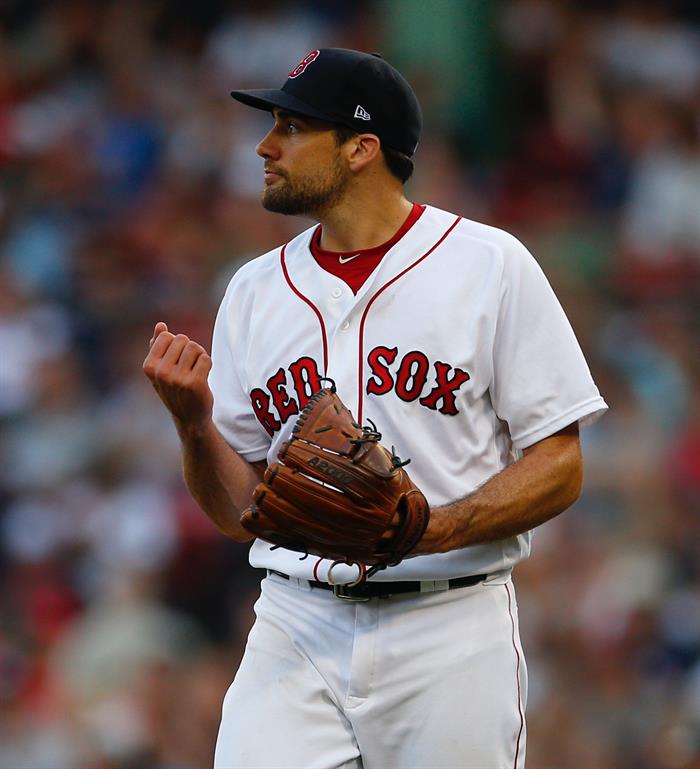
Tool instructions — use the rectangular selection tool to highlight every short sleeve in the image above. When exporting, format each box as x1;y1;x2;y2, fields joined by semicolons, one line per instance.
208;286;271;462
489;236;608;449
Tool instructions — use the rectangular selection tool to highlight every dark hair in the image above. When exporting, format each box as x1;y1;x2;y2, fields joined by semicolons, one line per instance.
334;125;414;184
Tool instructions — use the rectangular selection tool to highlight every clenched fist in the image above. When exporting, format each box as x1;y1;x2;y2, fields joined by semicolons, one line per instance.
143;322;214;431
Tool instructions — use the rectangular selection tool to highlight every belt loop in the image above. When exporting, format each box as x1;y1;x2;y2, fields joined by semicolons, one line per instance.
290;576;310;591
266;570;312;592
420;579;450;593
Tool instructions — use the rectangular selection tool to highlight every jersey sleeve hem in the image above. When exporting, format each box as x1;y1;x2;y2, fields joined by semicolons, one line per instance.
214;420;270;463
222;442;269;463
237;446;269;463
511;397;609;450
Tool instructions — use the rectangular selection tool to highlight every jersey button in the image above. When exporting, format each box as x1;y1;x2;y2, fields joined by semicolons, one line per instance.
340;320;350;331
331;287;342;299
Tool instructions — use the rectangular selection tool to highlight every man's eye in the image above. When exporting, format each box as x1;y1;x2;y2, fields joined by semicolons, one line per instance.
287;122;300;134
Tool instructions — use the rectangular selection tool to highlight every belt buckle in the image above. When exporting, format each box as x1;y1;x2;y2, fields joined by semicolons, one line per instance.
333;584;371;602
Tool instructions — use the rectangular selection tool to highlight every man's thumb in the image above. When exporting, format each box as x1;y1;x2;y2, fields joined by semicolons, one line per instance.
150;321;169;347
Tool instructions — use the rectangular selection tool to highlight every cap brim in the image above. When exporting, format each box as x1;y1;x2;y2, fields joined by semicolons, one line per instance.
230;89;336;124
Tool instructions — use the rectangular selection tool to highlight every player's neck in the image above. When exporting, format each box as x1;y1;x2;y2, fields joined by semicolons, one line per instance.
316;187;413;253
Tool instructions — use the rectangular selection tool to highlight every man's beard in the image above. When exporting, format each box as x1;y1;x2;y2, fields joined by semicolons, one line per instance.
261;159;351;217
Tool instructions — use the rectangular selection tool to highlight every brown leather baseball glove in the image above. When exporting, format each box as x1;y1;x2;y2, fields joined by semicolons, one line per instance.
240;385;430;580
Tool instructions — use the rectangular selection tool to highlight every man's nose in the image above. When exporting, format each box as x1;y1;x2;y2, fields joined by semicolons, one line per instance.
256;128;279;160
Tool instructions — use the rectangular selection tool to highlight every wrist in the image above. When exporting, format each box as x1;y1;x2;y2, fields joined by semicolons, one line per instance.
414;507;455;555
174;415;216;442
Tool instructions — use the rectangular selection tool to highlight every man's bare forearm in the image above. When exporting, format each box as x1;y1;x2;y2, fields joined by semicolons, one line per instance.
176;418;263;541
142;323;265;541
415;424;582;555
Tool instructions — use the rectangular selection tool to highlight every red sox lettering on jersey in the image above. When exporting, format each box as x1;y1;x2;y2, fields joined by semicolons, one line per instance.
250;351;471;437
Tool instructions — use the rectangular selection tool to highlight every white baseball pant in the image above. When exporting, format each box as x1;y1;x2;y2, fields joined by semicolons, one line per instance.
214;571;527;769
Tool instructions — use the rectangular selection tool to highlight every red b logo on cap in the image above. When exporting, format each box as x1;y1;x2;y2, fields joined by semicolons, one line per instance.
288;50;320;79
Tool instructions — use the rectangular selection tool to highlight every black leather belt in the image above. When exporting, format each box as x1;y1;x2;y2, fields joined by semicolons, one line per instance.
267;569;488;601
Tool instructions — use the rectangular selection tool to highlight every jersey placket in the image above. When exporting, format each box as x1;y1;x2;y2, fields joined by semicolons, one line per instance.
324;254;407;420
325;283;364;417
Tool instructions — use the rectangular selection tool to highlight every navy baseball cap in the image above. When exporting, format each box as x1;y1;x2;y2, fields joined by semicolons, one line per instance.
230;48;422;157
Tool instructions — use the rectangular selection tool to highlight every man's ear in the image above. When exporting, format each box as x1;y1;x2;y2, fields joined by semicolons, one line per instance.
343;133;382;172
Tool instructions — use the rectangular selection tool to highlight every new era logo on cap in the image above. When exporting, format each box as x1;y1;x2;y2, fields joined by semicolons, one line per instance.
354;105;371;120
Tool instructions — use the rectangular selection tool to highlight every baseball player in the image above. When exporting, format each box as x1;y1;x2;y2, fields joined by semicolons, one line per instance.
143;49;607;769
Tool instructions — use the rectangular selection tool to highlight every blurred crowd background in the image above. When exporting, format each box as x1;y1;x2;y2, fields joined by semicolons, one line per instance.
0;0;699;767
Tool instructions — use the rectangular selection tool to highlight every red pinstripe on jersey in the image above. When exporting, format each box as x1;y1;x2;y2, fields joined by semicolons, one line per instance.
357;215;462;423
279;244;329;375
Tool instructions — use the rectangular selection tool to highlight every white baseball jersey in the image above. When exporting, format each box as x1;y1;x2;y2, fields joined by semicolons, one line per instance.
209;204;607;582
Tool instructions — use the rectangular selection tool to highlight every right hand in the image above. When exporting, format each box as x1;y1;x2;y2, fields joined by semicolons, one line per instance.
142;322;214;431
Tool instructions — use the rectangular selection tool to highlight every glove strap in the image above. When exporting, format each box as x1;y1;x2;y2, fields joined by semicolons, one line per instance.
318;376;337;393
325;559;367;587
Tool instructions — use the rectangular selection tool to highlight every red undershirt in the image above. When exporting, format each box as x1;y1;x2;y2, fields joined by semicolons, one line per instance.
310;203;426;294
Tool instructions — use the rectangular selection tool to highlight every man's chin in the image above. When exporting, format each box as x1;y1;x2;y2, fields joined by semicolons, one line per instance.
261;195;294;215
261;188;309;216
